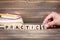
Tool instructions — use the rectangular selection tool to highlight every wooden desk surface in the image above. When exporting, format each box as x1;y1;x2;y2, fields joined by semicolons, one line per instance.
0;0;60;23
0;29;60;40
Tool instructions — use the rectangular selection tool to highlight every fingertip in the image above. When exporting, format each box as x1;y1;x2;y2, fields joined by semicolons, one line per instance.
44;24;49;28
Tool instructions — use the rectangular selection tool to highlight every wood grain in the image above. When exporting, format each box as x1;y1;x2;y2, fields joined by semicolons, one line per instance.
0;29;60;40
0;0;60;23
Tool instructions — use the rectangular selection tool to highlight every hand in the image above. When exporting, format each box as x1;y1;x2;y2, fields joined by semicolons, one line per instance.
42;12;60;27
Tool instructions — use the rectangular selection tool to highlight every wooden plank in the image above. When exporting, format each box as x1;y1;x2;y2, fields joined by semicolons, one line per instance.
0;29;60;40
0;0;59;1
0;2;58;9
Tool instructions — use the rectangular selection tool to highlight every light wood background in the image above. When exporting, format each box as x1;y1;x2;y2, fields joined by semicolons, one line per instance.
0;0;60;23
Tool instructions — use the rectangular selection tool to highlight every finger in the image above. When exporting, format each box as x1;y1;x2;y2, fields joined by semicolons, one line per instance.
46;21;55;27
43;14;53;24
43;12;55;25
